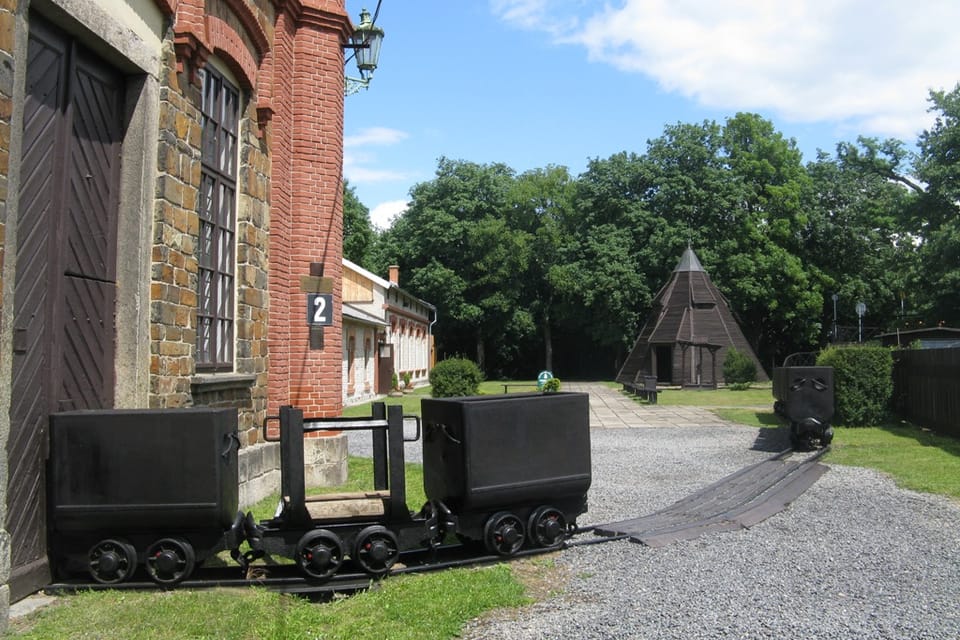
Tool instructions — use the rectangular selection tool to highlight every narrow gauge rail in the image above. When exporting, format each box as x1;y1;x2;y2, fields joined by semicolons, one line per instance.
45;445;826;597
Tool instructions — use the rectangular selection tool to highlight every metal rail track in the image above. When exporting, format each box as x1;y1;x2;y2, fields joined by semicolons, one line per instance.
45;447;827;597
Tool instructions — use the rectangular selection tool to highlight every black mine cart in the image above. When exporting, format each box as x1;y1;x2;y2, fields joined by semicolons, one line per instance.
421;392;591;555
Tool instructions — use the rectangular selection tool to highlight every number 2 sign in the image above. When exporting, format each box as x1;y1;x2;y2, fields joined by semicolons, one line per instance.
307;294;333;326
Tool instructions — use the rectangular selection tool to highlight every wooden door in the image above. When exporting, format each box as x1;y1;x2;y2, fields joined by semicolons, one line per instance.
8;15;122;601
377;342;394;394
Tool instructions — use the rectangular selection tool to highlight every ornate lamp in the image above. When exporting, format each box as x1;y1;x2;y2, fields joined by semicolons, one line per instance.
345;8;384;96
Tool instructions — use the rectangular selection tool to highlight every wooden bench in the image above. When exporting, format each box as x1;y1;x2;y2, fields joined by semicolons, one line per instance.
622;376;659;404
502;384;539;394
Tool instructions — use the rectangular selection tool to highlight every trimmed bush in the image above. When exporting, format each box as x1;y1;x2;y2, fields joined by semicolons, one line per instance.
723;347;757;389
541;377;561;393
429;358;484;397
816;345;893;426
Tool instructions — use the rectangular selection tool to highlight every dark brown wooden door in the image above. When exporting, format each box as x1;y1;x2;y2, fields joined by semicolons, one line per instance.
8;15;122;601
377;343;394;394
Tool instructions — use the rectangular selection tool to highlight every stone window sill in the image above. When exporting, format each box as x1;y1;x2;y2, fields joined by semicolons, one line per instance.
191;373;257;393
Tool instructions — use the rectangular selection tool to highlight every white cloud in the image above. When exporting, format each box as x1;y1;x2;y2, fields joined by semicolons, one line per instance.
343;126;418;187
344;165;414;184
369;200;408;230
495;0;960;141
344;126;409;148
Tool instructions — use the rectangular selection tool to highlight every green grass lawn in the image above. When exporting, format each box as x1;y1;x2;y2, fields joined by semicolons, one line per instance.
5;565;529;640
824;422;960;499
655;384;773;407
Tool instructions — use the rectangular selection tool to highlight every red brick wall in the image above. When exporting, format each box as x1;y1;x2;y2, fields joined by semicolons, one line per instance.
267;2;350;419
150;0;350;435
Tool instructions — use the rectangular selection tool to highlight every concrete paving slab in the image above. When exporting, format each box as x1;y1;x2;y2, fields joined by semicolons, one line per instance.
563;381;745;429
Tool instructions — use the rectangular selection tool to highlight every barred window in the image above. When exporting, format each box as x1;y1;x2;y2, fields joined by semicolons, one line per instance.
196;65;238;371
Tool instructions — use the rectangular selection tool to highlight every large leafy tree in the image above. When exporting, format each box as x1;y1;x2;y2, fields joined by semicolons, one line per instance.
913;85;960;326
564;153;662;366
342;180;376;269
345;91;955;378
380;158;531;374
505;165;577;372
803;146;916;341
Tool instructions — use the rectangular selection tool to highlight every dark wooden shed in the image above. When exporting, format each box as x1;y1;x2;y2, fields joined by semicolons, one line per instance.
617;247;767;388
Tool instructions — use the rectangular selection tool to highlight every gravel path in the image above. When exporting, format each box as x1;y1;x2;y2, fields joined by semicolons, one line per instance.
461;426;960;639
349;385;960;639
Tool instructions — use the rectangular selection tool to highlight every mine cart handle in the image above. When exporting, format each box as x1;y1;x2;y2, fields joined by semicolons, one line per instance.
403;415;421;442
221;432;241;459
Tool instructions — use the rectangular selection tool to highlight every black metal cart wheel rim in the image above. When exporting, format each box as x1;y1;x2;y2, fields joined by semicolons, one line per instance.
353;525;400;576
144;537;196;586
484;511;525;556
87;538;138;584
527;506;568;549
296;529;344;581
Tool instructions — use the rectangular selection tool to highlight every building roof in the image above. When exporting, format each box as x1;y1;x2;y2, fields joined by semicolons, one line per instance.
343;303;389;327
342;258;436;312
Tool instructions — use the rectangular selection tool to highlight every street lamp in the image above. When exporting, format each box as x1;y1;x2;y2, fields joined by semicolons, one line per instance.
345;8;384;96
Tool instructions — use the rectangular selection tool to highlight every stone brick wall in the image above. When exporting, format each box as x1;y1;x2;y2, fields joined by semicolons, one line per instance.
151;41;203;409
152;0;275;445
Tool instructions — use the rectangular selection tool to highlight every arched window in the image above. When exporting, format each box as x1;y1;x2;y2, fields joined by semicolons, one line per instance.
196;63;239;371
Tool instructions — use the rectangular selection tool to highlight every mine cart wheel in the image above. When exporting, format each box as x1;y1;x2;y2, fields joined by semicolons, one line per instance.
821;426;834;446
145;537;196;586
527;506;568;549
296;529;344;581
87;539;138;584
353;525;400;576
484;512;525;556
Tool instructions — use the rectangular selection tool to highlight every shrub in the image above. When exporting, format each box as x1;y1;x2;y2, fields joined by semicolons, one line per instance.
723;347;757;389
541;377;561;393
816;345;893;426
429;358;484;397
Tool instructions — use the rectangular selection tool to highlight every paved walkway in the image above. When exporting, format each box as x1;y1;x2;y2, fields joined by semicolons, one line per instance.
562;381;745;429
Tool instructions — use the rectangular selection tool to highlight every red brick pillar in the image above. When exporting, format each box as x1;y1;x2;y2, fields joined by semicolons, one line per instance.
268;1;350;420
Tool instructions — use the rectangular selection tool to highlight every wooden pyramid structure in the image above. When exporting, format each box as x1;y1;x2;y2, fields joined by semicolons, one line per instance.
617;247;767;387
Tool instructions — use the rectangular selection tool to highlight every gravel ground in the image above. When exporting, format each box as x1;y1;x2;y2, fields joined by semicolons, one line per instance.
349;423;960;639
460;426;960;640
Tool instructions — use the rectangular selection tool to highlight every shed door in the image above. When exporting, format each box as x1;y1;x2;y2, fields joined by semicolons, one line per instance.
8;15;122;601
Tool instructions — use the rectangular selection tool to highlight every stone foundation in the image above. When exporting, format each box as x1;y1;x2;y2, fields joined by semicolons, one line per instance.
237;434;347;508
304;435;348;488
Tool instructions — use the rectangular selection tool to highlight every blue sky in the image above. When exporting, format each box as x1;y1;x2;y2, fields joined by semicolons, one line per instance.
343;1;960;228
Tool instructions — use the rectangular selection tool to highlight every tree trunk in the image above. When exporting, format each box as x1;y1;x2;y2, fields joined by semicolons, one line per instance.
543;314;553;372
475;331;486;372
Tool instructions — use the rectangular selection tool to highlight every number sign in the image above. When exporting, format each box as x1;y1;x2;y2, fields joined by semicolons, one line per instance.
307;294;333;326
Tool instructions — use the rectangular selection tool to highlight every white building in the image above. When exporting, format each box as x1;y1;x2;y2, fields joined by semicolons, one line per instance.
342;260;436;405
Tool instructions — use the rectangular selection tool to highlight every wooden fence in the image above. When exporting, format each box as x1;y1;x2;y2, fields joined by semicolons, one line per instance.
892;348;960;438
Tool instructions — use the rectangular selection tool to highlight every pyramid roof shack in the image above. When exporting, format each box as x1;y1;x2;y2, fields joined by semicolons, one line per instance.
617;247;768;388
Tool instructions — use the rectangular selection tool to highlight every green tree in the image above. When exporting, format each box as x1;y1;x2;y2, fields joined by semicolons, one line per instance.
381;158;531;375
342;180;376;269
913;85;960;326
803;146;917;341
505;165;577;372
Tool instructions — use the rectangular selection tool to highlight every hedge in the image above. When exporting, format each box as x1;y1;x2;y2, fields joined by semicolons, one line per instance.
816;345;893;426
